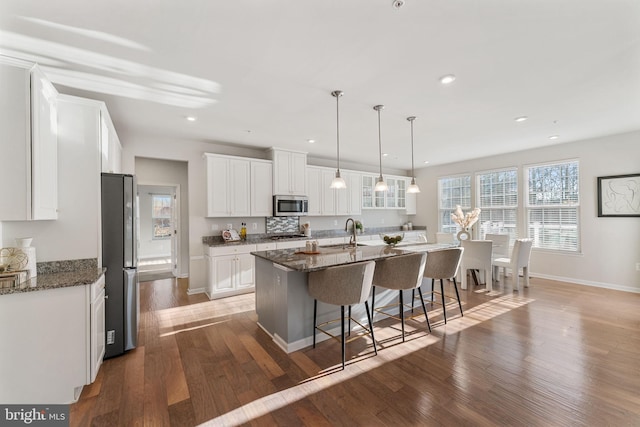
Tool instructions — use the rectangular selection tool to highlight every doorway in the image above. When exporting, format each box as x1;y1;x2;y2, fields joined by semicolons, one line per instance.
137;184;179;281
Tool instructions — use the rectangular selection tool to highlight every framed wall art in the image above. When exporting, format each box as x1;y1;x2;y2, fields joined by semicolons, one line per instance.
597;173;640;217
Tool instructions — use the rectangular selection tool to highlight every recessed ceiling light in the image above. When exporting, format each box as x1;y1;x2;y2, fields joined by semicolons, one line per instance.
185;116;197;122
549;135;560;140
514;116;528;122
307;139;315;144
383;153;389;157
439;74;456;85
423;160;430;164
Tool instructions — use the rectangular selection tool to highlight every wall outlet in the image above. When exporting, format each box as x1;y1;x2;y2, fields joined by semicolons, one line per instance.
381;218;385;224
226;223;232;230
636;262;640;272
334;220;338;226
211;224;219;231
252;222;258;230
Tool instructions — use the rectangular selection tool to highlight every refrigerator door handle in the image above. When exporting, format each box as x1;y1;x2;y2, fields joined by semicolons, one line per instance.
123;268;139;351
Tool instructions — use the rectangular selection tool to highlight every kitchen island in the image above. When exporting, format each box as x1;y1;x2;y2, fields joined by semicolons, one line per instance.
251;243;450;353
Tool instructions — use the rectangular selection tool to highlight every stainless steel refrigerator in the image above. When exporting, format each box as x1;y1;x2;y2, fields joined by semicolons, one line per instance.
101;173;139;359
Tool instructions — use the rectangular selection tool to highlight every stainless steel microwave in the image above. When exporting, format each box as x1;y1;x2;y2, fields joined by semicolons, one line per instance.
273;195;308;216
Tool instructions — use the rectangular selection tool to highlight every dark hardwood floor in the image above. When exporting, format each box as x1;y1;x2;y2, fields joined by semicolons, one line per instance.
70;274;640;426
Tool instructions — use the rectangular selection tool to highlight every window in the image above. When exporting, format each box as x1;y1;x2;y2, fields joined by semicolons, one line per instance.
526;160;579;251
477;168;518;242
152;194;172;239
438;175;471;234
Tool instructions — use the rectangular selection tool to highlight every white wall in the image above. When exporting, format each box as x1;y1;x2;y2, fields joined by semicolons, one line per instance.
413;130;640;292
138;185;173;259
1;98;101;263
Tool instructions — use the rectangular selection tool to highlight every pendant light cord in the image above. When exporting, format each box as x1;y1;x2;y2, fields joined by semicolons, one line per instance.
377;107;383;178
410;118;415;178
336;93;340;173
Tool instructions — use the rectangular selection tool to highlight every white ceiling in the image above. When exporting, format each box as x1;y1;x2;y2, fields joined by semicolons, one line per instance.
1;0;639;171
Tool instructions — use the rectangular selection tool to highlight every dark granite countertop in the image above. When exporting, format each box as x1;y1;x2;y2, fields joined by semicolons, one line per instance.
251;242;449;273
203;226;427;247
0;267;105;296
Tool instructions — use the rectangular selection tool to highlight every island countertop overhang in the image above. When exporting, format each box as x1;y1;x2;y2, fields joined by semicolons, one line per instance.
251;243;451;272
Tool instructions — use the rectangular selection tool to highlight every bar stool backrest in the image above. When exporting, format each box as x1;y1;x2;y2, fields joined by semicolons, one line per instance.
372;253;427;291
424;247;464;280
308;261;376;306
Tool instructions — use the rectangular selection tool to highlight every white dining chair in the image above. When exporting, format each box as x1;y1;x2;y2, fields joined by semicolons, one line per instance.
492;239;533;292
485;233;510;261
459;240;493;291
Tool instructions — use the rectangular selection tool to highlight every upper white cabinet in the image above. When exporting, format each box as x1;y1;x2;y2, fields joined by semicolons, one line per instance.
250;160;273;216
306;166;361;216
205;153;272;217
362;174;411;212
100;108;122;173
205;153;251;217
270;148;306;195
0;57;58;220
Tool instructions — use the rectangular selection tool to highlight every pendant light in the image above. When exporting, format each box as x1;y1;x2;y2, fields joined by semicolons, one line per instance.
406;116;421;193
373;104;388;192
329;90;347;189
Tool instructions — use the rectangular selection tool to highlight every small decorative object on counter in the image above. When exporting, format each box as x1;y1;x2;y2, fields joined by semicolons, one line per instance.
240;223;247;240
381;233;404;246
355;220;364;233
302;222;311;237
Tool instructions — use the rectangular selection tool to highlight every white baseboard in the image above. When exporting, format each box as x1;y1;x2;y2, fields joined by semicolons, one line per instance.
531;272;639;293
187;287;205;295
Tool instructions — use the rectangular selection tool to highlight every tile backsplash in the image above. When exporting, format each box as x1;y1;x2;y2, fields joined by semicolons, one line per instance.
266;217;300;234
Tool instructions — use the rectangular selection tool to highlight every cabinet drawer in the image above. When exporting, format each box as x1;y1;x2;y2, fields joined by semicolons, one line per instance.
256;243;276;251
91;275;105;301
208;244;256;257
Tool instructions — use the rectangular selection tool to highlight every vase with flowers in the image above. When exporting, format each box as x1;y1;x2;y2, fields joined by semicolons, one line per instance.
450;205;481;241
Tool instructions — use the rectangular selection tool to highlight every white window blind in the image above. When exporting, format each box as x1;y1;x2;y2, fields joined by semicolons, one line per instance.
438;175;471;234
477;168;518;242
526;160;579;251
152;194;172;239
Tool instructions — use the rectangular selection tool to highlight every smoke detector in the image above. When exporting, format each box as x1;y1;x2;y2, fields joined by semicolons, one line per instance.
392;0;405;9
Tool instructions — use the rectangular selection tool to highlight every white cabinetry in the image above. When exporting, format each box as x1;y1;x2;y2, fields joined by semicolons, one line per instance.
0;276;105;404
90;275;106;383
250;160;273;216
271;148;307;195
0;56;58;220
362;174;412;212
100;109;122;173
205;245;256;299
205;153;251;217
307;166;361;216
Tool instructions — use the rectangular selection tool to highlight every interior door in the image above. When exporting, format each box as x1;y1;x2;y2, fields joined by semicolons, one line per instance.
171;188;179;277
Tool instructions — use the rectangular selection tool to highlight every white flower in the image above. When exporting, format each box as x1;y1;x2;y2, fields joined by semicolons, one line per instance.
450;205;481;229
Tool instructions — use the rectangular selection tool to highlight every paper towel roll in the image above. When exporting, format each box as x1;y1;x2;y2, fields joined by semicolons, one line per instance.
23;246;37;278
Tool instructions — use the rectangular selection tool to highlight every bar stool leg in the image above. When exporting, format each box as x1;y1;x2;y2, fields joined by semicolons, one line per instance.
440;279;447;324
341;305;346;370
452;277;463;317
348;305;352;336
418;288;431;332
313;299;317;348
364;301;377;355
371;286;376;322
399;290;405;342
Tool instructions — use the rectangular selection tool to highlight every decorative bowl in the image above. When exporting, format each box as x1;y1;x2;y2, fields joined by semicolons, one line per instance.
380;233;404;246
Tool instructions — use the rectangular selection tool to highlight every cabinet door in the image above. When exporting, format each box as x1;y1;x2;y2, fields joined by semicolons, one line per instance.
306;167;322;216
347;172;362;215
236;253;255;290
362;175;374;209
251;161;273;216
397;178;407;209
321;169;336;215
229;159;250;216
206;155;230;216
30;67;58;220
386;178;398;208
290;152;307;195
272;150;291;195
91;288;105;383
213;255;235;293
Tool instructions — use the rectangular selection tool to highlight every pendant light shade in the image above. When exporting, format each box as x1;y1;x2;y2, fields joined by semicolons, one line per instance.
329;90;347;189
406;116;421;194
373;105;388;192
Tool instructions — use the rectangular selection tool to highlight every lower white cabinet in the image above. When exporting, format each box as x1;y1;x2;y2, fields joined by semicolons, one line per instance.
0;275;105;404
90;275;106;383
205;245;257;299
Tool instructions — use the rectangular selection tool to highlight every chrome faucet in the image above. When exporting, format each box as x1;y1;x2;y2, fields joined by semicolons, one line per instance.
345;218;357;247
